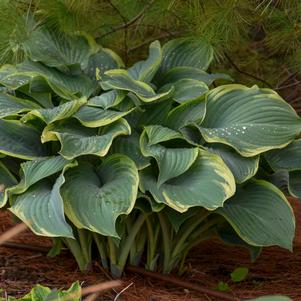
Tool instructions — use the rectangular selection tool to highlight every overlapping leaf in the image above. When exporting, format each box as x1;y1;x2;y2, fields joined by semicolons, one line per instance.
0;120;47;159
24;27;94;70
0;93;41;118
139;149;236;212
206;144;259;183
158;38;214;75
61;155;139;237
0;161;17;207
10;160;76;238
42;119;131;159
200;85;301;156
217;180;295;250
101;69;172;102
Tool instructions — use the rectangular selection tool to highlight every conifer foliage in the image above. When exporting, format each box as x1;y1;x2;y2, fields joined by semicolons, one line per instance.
0;0;301;90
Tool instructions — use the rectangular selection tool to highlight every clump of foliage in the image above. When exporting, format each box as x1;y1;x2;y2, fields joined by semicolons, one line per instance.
0;24;300;277
0;282;81;301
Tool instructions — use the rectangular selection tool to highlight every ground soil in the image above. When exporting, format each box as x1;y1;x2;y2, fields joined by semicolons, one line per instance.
1;198;301;301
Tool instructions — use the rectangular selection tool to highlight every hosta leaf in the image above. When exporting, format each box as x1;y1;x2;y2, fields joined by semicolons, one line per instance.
24;27;93;70
288;171;301;198
200;85;301;157
0;93;41;118
0;161;17;208
137;100;172;126
87;90;126;109
206;144;259;183
22;98;86;124
139;149;236;212
27;91;53;109
217;221;262;262
143;125;183;145
217;180;295;250
159;66;232;86
20;61;96;99
0;65;31;89
9;156;71;195
265;139;301;171
179;126;204;146
110;133;150;170
0;120;47;159
23;285;52;301
128;40;162;82
269;171;289;193
141;126;198;185
0;61;95;100
158;38;214;75
44;119;130;159
73;105;133;128
61;155;139;237
101;69;172;102
57;281;81;300
85;47;124;79
9;162;76;238
166;97;206;130
165;207;202;232
163;79;208;104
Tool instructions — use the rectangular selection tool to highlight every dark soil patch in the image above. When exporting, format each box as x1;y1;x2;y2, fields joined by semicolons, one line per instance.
1;198;301;301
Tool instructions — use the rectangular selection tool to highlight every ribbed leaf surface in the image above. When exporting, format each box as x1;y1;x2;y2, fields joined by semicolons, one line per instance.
200;85;301;156
217;180;295;250
61;155;139;237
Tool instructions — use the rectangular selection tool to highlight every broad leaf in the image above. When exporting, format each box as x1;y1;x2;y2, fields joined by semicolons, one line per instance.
206;144;259;183
61;155;139;237
0;161;17;208
217;221;262;261
217;180;295;250
24;27;94;70
43;119;130;159
0;61;95;100
159;66;232;86
139;149;236;212
265;139;301;171
87;90;126;109
10;162;76;238
141;126;198;185
85;46;124;79
128;40;162;82
0;120;47;159
23;285;52;301
163;79;208;104
288;171;301;198
57;281;81;301
101;69;172;102
9;156;71;195
137;100;172;126
166;97;206;130
110;133;150;170
158;38;214;75
22;98;86;124
73;105;133;128
200;85;301;156
0;93;40;118
142;125;183;145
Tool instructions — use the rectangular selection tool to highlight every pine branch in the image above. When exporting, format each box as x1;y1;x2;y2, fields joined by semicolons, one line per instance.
99;0;155;39
224;52;273;88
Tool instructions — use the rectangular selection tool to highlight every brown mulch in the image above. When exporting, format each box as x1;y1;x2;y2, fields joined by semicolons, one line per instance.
1;198;301;301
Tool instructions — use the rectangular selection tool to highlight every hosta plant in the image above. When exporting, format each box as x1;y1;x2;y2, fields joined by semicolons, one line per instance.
0;282;81;301
0;24;300;277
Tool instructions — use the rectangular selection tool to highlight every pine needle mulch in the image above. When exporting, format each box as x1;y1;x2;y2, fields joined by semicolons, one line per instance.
1;198;301;301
